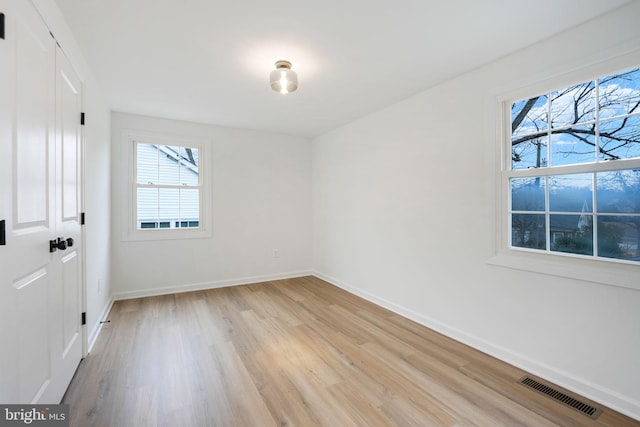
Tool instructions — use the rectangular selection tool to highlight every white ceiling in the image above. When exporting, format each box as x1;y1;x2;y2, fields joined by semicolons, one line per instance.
54;0;630;138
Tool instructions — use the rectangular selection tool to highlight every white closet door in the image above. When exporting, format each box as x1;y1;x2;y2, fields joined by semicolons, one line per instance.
43;45;84;404
0;2;16;404
0;0;57;403
0;0;83;404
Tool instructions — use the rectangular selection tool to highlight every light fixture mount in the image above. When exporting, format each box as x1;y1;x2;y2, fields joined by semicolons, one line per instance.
270;60;298;94
274;60;292;69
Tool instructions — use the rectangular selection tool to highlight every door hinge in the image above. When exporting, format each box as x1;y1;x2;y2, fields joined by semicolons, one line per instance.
1;13;5;40
0;219;6;245
81;212;85;225
80;112;85;125
81;312;86;325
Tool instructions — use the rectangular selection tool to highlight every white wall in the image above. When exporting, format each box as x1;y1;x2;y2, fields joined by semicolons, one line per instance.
312;2;640;419
111;112;312;298
82;84;112;350
32;0;112;352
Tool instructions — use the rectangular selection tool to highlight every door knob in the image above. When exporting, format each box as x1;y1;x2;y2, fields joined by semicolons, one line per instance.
66;237;74;247
49;237;68;253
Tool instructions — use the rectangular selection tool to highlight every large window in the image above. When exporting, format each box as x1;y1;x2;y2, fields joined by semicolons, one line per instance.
507;67;640;263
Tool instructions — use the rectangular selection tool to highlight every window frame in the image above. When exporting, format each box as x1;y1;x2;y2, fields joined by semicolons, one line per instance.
121;130;212;242
489;62;640;291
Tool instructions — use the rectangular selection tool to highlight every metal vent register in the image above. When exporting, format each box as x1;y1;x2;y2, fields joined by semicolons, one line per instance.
518;376;602;420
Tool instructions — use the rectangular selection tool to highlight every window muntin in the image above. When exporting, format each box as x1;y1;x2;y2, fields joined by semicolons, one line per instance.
507;67;640;263
134;142;201;230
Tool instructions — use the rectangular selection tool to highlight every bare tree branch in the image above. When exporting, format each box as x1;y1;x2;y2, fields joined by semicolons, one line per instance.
511;96;540;133
511;73;639;164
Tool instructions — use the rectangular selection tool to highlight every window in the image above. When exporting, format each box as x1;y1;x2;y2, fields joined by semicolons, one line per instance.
123;131;211;241
135;142;201;230
507;67;640;264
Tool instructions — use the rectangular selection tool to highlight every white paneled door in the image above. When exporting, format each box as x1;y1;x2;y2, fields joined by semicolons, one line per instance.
0;0;84;404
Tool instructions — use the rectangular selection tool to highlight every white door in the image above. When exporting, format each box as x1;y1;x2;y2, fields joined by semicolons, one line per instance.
47;42;84;404
0;0;83;404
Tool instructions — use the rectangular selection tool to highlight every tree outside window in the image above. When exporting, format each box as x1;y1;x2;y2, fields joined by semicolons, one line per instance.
509;67;640;262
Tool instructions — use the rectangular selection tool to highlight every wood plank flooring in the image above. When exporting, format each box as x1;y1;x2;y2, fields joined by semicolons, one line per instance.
62;276;639;426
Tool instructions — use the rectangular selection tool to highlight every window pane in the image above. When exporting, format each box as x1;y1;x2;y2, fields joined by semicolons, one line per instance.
599;116;640;161
512;96;548;137
597;170;640;214
598;216;639;261
176;220;199;229
511;136;548;170
549;174;592;212
158;145;180;185
511;214;546;249
511;95;549;170
136;143;158;184
511;177;545;211
550;126;596;166
180;147;198;167
598;68;640;118
159;188;179;224
180;188;200;224
137;187;158;227
550;81;595;128
550;214;593;255
179;147;199;186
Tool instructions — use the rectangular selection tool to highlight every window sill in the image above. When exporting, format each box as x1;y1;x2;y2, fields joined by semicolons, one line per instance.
122;227;212;242
487;250;640;291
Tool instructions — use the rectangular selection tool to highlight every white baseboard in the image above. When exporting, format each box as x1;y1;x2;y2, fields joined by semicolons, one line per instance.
87;297;114;354
311;270;640;421
111;270;313;301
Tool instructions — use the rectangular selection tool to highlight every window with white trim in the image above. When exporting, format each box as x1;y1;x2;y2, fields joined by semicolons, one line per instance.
124;131;211;241
506;67;640;263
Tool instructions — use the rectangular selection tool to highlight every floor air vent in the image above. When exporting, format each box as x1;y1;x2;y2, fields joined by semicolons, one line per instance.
518;376;602;420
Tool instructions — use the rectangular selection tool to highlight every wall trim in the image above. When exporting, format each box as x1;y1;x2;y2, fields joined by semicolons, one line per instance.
311;270;640;421
87;296;114;354
111;270;313;301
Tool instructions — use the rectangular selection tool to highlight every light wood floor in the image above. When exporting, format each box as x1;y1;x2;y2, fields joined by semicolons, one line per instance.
63;276;639;426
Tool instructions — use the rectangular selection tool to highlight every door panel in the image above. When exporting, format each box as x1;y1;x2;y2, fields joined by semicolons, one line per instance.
15;268;50;402
15;13;51;225
61;251;79;357
60;69;79;221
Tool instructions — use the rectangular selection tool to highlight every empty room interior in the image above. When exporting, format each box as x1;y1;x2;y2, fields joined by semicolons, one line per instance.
1;0;640;426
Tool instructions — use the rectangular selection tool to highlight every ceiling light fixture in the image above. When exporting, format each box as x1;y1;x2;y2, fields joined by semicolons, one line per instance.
270;60;298;94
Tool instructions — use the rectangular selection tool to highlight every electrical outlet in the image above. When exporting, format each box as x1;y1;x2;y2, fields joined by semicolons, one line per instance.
272;248;279;258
